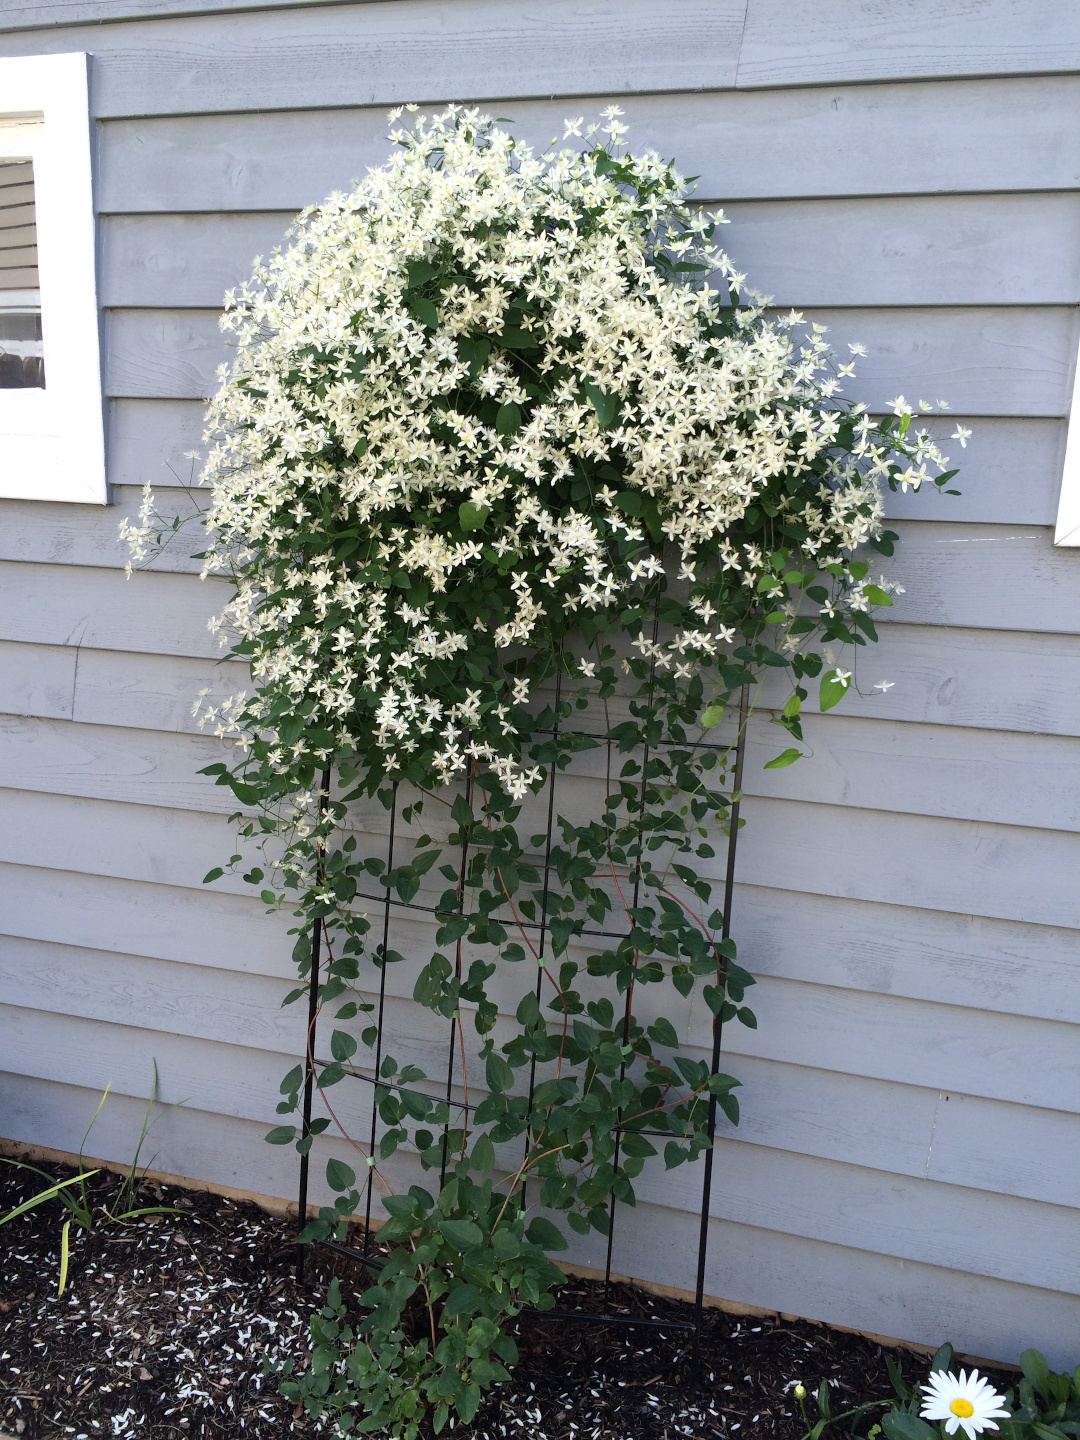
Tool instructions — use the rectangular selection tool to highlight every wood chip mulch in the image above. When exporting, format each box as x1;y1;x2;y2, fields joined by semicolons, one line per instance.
0;1162;1015;1440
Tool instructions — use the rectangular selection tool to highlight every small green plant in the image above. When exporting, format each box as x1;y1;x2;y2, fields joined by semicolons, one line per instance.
878;1343;1080;1440
792;1378;887;1439
0;1066;188;1294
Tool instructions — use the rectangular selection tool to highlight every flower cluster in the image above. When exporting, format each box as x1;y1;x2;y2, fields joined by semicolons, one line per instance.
120;105;960;801
121;107;968;1440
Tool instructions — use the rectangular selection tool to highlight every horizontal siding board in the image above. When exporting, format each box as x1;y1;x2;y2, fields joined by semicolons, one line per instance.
761;622;1080;737
0;486;203;573
736;1;1080;88
6;1070;1077;1370
3;706;1077;834
4;1000;1077;1294
805;308;1077;419
688;1140;1080;1295
105;309;227;401
7;931;1080;1209
881;417;1063;528
0;939;304;1054
744;711;1080;832
711;976;1080;1117
0;638;75;721
0;561;226;658
103;305;1079;414
3;858;1074;1028
0;1070;361;1213
8;0;1080;93
99;193;1080;309
109;397;207;491
0;863;294;979
107;399;1068;528
0;1003;316;1129
0;0;748;115
72;648;247;732
101;210;296;308
925;1091;1080;1210
880;522;1080;633
0;715;235;813
734;884;1080;1027
736;794;1080;930
95;80;1080;204
720;190;1080;305
0;0;358;23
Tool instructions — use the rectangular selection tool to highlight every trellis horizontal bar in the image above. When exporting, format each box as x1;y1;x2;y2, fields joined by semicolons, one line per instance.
341;886;723;945
314;1236;386;1272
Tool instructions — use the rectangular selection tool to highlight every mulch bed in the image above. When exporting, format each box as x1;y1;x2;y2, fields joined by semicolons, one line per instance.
1;1162;1013;1440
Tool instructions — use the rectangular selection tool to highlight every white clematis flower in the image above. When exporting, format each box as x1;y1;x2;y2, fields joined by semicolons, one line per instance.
920;1368;1011;1440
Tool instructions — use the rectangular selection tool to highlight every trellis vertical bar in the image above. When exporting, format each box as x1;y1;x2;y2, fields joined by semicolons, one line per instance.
296;764;334;1282
363;782;398;1256
603;595;661;1306
692;683;751;1330
440;757;475;1190
521;667;562;1208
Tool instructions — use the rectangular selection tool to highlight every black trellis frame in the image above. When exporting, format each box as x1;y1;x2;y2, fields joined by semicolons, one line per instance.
295;684;751;1345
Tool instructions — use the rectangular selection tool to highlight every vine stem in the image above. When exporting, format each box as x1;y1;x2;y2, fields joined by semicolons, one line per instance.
296;765;333;1281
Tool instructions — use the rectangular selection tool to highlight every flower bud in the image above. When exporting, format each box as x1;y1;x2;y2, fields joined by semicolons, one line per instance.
794;1384;807;1400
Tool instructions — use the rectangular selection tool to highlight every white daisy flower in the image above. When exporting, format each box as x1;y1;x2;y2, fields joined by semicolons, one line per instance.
920;1368;1010;1440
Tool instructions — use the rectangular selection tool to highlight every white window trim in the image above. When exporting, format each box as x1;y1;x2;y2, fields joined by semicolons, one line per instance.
1057;341;1080;544
0;52;105;506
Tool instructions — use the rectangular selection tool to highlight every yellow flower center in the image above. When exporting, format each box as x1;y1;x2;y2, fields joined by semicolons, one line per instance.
950;1399;975;1418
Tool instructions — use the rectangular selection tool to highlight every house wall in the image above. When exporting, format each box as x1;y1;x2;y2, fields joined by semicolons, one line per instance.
1;0;1079;1367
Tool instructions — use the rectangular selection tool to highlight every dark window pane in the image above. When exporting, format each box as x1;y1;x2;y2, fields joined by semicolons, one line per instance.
0;157;44;389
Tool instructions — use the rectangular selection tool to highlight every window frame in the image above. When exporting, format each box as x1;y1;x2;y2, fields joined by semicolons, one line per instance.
1057;345;1080;545
0;52;105;506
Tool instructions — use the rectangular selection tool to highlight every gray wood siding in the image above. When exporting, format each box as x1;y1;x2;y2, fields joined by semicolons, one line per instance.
1;0;1078;1369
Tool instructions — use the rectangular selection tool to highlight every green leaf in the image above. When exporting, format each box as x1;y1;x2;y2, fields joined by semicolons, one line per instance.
701;703;725;730
202;867;224;884
326;1157;356;1192
525;1216;568;1251
406;259;439;289
1021;1349;1052;1399
330;1029;357;1062
819;668;851;712
763;747;804;770
930;1342;955;1374
439;1219;484;1251
882;1413;936;1440
407;295;439;329
457;336;490;377
459;501;490;532
582;381;620;429
647;1016;679;1049
863;583;893;607
497;325;540;350
470;1132;496;1173
441;1282;482;1318
264;1126;296;1145
496;402;522;436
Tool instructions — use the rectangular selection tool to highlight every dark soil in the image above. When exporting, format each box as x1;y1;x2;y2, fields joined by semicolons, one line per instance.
0;1161;1013;1440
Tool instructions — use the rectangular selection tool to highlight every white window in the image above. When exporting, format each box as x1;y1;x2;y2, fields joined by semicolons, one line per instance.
0;53;105;505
